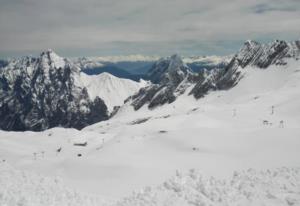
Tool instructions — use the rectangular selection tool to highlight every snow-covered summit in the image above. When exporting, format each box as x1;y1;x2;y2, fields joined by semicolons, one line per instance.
80;72;146;112
1;42;300;204
128;54;196;110
191;39;300;99
0;50;109;131
0;49;149;131
126;39;300;111
40;49;68;69
147;54;191;85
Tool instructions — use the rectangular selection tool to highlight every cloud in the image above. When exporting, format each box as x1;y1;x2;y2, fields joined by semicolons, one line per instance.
0;0;299;57
251;1;300;14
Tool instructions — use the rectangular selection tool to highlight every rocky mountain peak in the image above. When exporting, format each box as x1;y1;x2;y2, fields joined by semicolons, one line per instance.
130;39;300;111
147;54;190;85
168;54;184;70
188;39;300;100
39;49;75;72
130;54;195;110
244;40;260;49
0;50;108;131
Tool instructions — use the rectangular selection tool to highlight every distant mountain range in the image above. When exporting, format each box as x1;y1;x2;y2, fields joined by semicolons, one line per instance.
81;65;146;82
129;40;300;110
1;55;231;82
73;55;231;81
0;50;143;131
1;39;299;131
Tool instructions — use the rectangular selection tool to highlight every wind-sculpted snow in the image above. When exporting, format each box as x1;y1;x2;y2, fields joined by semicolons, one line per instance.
114;167;300;206
1;162;299;206
0;50;108;131
0;163;103;206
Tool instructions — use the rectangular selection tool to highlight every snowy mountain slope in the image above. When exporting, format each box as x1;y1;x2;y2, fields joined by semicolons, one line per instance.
1;162;299;206
0;57;299;200
0;40;300;204
128;40;300;110
190;39;300;98
84;57;300;197
80;72;147;112
0;162;105;206
0;50;148;131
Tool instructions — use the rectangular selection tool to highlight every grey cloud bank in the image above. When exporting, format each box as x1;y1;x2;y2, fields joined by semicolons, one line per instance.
0;0;299;58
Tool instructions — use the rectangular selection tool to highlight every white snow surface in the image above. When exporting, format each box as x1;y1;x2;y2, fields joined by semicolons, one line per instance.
0;162;299;206
114;167;300;206
46;49;66;69
0;162;105;206
0;59;300;205
80;72;147;112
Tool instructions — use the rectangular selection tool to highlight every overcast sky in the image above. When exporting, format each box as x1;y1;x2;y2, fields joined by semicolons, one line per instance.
0;0;300;58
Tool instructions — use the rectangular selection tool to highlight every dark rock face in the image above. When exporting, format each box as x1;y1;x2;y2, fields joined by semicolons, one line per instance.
190;40;300;99
235;40;292;68
190;69;222;99
147;54;191;85
0;60;8;68
0;50;108;131
131;54;194;110
130;40;300;110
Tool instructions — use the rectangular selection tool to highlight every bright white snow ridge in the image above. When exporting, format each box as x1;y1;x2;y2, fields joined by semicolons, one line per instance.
80;72;147;112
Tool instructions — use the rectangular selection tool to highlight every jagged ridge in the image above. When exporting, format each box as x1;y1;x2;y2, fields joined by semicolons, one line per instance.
130;40;300;110
131;54;195;110
0;50;108;131
191;39;300;98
